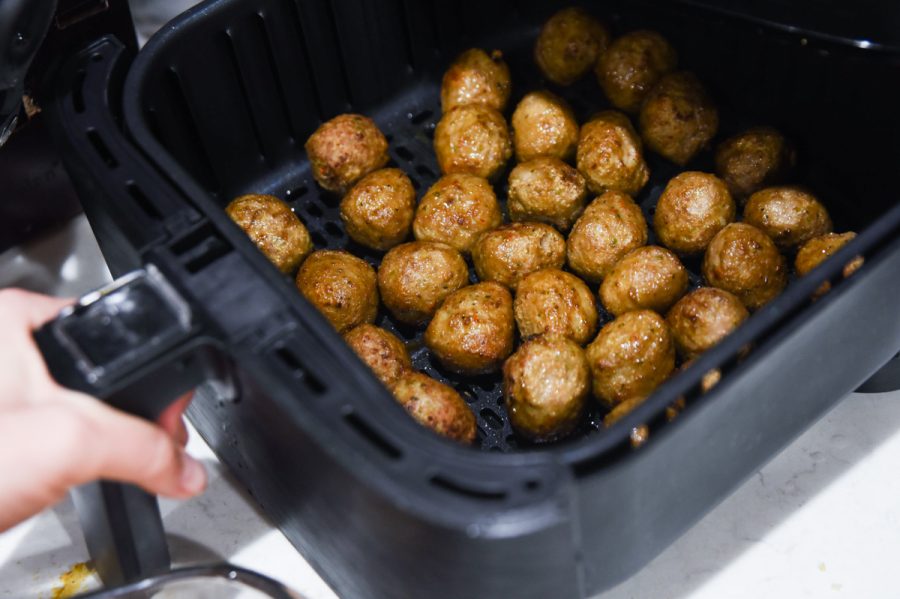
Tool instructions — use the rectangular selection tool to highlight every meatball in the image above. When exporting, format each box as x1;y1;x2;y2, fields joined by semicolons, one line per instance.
743;186;833;250
577;111;650;196
393;372;476;444
511;91;580;162
226;194;312;274
795;232;862;297
503;335;590;441
441;48;511;113
666;287;749;359
640;72;718;166
599;246;689;316
433;105;512;179
595;30;678;113
305;114;389;194
514;268;598;345
344;324;412;389
566;191;648;282
585;310;675;407
339;168;416;251
296;250;379;333
413;174;502;255
702;223;787;310
653;171;736;255
472;222;566;290
534;7;610;85
508;157;588;231
377;241;469;325
425;282;515;375
714;127;795;199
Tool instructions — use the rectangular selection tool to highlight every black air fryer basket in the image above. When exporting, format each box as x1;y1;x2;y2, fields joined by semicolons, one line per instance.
37;0;900;597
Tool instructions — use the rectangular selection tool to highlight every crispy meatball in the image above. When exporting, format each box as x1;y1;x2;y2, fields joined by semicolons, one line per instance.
433;105;512;180
666;287;748;359
441;48;511;113
586;310;675;407
714;127;795;199
296;250;379;333
743;186;833;250
795;232;862;297
507;157;588;231
344;324;412;389
413;174;502;255
600;246;689;316
653;171;736;255
511;91;580;162
503;335;590;441
393;372;476;444
425;282;514;375
640;72;718;166
566;191;648;282
340;168;416;251
305;114;389;194
514;268;597;345
534;7;610;85
595;30;678;114
577;111;650;196
226;194;312;274
703;223;787;310
472;223;566;290
377;241;469;325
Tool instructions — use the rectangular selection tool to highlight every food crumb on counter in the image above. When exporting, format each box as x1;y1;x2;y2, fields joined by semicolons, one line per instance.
51;562;94;599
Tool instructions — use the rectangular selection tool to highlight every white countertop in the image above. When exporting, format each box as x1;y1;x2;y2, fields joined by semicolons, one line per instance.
1;216;898;599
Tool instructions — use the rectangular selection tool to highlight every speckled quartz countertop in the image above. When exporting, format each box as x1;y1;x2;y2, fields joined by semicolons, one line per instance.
1;216;898;599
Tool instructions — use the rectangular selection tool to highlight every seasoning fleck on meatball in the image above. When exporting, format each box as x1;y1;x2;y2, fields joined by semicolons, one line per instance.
595;30;677;113
441;48;511;113
305;114;389;194
640;72;718;166
653;171;736;255
599;245;689;316
703;223;787;310
296;250;379;333
508;157;588;231
434;105;512;180
743;186;832;250
377;241;469;325
666;287;749;359
714;127;795;199
413;173;502;255
514;268;598;345
534;7;610;85
472;222;566;290
393;371;477;444
226;194;312;274
566;191;648;282
511;91;580;162
577;110;650;196
795;232;862;298
344;324;412;389
340;168;416;251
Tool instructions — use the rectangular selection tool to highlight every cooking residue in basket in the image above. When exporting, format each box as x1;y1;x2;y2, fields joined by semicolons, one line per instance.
51;562;94;599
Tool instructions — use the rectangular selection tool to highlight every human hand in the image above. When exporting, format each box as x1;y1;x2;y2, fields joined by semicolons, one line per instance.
0;288;207;532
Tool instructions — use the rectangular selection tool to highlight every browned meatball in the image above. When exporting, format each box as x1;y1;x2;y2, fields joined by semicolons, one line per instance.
703;223;787;310
666;287;749;359
599;246;689;316
343;324;412;389
472;223;566;290
795;232;862;297
511;91;580;162
586;310;675;407
425;282;515;375
413;174;502;255
377;241;469;325
340;168;416;251
640;72;718;166
653;171;736;255
393;372;476;444
743;186;833;250
296;250;379;333
433;105;512;180
595;30;678;113
441;48;511;113
514;268;597;345
534;7;610;85
503;335;590;441
226;194;312;274
566;191;648;282
577;111;650;196
507;157;589;231
305;114;389;194
714;127;795;199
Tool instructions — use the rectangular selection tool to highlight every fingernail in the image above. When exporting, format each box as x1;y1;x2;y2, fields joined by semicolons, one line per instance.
180;454;207;495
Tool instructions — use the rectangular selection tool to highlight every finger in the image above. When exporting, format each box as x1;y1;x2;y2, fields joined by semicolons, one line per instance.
0;288;73;329
157;392;193;439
